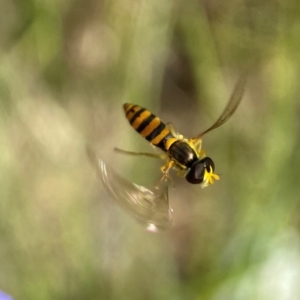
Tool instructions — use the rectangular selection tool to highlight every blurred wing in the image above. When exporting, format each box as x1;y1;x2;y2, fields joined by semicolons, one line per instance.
98;158;173;232
193;74;247;139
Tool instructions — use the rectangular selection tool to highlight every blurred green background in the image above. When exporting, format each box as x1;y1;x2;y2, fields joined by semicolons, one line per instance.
1;0;300;299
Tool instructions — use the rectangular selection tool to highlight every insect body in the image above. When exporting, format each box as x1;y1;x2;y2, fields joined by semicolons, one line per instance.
123;103;173;150
119;74;247;188
123;103;217;186
96;75;247;231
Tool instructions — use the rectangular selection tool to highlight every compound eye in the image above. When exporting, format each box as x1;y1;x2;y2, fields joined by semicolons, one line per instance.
186;157;215;184
204;157;215;172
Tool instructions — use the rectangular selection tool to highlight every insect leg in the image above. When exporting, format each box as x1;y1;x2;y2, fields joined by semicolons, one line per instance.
160;160;174;174
190;138;204;155
191;138;202;152
190;138;206;158
114;147;164;159
199;150;206;158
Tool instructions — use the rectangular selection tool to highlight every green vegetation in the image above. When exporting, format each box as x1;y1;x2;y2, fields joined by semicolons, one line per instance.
1;0;300;299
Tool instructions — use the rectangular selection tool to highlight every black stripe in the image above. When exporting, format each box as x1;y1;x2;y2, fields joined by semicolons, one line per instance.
156;132;173;150
145;122;165;142
125;105;138;116
129;108;146;124
136;113;156;133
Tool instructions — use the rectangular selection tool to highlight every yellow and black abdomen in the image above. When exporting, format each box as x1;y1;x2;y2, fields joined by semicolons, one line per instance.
123;103;173;151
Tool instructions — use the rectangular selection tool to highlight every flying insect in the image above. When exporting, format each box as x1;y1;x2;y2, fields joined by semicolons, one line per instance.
116;74;247;188
95;75;246;231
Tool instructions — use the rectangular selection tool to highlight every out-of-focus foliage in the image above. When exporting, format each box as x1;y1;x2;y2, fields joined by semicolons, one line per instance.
1;0;300;299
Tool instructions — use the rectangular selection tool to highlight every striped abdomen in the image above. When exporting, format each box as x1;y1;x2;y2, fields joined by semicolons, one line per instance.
123;103;173;151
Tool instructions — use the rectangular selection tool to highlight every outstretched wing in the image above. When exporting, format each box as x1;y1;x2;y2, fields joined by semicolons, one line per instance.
97;158;173;232
192;74;247;139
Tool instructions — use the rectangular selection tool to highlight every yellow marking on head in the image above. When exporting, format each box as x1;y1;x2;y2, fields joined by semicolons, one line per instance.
202;166;220;187
140;117;161;137
165;137;178;150
132;110;152;129
151;127;171;145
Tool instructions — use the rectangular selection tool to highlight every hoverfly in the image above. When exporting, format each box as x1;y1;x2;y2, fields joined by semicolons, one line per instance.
96;75;246;231
116;74;247;187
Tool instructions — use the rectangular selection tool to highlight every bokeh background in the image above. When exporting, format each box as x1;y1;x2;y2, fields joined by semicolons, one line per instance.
1;0;300;299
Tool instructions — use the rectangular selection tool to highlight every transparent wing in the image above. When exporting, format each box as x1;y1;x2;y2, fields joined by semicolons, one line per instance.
97;158;173;232
192;73;247;139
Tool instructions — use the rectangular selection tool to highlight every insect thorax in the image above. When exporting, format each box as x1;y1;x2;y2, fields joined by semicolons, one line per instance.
168;140;198;169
